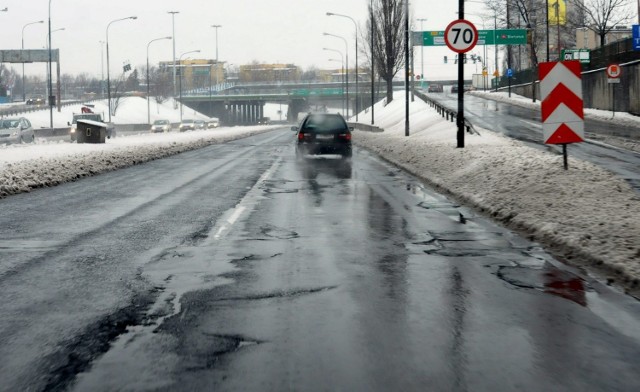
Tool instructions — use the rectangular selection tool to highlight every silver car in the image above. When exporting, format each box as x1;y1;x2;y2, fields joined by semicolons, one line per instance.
151;119;171;133
0;117;36;145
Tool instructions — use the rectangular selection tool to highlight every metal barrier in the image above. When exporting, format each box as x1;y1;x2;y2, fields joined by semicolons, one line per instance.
414;90;480;135
0;99;100;118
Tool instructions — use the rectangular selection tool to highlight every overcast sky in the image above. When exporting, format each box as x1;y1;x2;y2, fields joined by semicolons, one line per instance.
1;0;493;81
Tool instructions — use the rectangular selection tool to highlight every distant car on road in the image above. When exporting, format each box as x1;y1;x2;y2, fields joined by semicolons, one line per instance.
427;84;443;93
194;119;206;129
0;117;36;145
257;117;271;125
292;113;352;159
451;85;459;93
207;118;220;128
179;119;196;132
150;119;171;133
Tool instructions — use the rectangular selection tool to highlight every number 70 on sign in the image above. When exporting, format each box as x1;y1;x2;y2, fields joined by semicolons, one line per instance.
445;19;479;53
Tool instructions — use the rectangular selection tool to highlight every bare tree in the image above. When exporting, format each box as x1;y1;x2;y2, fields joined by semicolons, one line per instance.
569;0;634;46
365;0;406;102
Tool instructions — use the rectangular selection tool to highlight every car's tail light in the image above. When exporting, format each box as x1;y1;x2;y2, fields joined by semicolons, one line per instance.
298;132;305;141
338;133;351;141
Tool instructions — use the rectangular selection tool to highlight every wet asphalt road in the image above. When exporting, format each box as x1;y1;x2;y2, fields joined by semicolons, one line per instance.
426;90;640;191
1;129;640;391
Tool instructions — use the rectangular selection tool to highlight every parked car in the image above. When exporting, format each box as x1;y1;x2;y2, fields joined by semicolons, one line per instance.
179;119;196;132
292;113;352;158
194;119;206;129
427;84;443;93
0;117;36;145
150;119;171;133
207;118;220;128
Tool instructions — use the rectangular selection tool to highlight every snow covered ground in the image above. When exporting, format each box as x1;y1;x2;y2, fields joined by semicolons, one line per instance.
1;93;639;296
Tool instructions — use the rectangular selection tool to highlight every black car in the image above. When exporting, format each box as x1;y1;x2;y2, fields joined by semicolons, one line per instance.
293;113;352;158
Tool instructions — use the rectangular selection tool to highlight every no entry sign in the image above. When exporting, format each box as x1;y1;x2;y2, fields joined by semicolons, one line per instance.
445;19;478;54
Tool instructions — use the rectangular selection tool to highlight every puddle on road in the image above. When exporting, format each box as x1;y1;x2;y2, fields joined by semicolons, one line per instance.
497;263;589;306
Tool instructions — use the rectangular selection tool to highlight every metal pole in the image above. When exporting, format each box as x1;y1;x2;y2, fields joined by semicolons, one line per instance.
168;11;179;102
328;14;359;120
546;0;550;62
48;0;53;131
494;11;498;91
418;18;427;88
457;0;465;148
370;0;375;125
106;16;137;123
178;50;200;121
404;0;409;136
100;41;105;97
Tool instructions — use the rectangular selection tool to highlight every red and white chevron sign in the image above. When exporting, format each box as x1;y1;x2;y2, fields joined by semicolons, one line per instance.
539;60;584;144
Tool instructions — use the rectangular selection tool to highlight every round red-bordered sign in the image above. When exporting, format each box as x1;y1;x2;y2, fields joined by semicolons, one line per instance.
444;19;479;54
606;64;621;78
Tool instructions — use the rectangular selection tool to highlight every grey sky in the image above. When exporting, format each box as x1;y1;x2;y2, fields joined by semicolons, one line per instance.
1;0;492;80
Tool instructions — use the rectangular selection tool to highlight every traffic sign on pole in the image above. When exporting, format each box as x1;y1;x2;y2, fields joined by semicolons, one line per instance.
632;25;640;51
539;60;584;145
606;64;621;78
444;20;478;54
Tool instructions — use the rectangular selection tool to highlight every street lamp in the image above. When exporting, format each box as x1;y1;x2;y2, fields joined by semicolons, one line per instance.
106;16;137;122
147;36;172;125
168;11;179;101
417;18;427;87
323;32;349;117
46;26;64;124
327;12;358;121
328;58;345;114
209;24;221;110
178;50;201;121
323;47;345;116
99;41;105;97
22;20;44;102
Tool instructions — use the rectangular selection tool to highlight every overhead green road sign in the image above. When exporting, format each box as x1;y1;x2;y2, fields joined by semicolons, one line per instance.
414;29;527;46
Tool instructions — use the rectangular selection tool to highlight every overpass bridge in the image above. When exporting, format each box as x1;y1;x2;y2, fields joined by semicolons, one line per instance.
178;79;460;125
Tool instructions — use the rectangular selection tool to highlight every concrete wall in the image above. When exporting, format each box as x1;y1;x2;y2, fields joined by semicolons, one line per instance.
505;62;640;116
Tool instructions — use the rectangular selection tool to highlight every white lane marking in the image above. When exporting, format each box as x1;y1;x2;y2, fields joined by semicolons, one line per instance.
212;158;280;240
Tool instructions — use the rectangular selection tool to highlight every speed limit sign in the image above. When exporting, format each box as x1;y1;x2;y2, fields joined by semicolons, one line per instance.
445;19;478;53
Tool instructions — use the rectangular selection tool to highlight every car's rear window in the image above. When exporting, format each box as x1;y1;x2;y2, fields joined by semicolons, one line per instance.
301;114;347;133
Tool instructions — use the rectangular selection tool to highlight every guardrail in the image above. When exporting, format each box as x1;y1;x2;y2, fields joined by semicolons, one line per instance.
0;99;100;118
348;122;383;133
414;90;480;136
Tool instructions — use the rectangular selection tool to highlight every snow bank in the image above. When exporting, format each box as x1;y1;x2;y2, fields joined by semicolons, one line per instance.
353;96;640;293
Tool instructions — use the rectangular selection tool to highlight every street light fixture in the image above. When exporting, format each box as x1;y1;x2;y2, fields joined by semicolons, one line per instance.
323;32;349;117
147;36;172;125
323;47;345;116
22;20;44;102
327;12;358;121
106;16;137;123
178;50;201;121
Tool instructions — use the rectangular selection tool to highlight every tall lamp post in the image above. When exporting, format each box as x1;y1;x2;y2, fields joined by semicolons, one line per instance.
323;32;349;117
168;11;179;101
209;24;221;114
46;27;65;104
328;58;345;114
22;20;44;102
417;18;427;87
327;12;358;121
370;0;375;125
99;40;105;97
147;36;172;125
178;50;200;121
47;0;53;131
106;16;137;122
323;47;345;116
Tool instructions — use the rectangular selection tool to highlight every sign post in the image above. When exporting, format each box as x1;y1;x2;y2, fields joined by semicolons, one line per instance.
539;60;584;170
445;18;478;148
606;64;621;117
